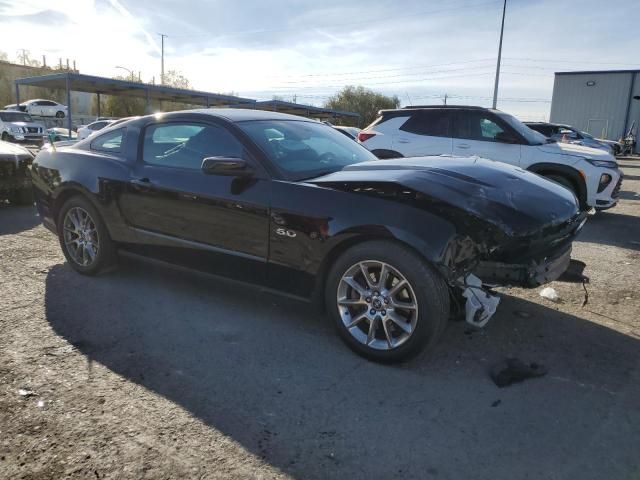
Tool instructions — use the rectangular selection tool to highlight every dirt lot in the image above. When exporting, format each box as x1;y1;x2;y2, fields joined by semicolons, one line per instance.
1;159;639;480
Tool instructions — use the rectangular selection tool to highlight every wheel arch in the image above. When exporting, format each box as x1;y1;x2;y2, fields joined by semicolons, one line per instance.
526;163;588;208
371;149;404;159
311;227;453;309
51;184;106;232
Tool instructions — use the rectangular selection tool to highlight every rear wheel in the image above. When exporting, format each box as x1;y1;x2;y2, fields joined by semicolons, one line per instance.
325;240;450;363
1;132;9;141
57;196;116;275
55;111;65;118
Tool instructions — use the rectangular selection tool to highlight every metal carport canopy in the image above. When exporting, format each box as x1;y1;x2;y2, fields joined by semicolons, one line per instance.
15;71;256;135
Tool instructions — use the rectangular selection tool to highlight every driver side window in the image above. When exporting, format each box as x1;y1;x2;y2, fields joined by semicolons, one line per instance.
455;112;506;142
143;122;246;170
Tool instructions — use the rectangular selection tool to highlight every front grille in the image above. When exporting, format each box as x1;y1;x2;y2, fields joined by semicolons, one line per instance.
612;176;623;198
27;127;39;133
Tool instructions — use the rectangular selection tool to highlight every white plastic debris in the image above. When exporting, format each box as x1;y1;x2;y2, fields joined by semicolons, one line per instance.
18;389;35;397
540;287;559;302
37;400;45;408
461;274;500;328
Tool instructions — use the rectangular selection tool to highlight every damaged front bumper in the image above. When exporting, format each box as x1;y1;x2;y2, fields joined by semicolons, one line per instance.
473;244;572;288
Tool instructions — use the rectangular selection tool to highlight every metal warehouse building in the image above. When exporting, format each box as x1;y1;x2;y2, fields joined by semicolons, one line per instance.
550;70;640;152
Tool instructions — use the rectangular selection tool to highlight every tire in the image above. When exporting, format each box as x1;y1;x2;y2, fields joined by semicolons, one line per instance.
1;132;9;141
8;188;34;206
55;111;65;118
325;240;450;363
543;174;586;209
57;195;116;275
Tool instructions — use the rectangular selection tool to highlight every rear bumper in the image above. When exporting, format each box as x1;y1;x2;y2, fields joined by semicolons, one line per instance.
473;244;572;288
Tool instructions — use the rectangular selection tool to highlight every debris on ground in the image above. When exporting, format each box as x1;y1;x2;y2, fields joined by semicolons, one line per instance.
539;287;559;302
18;388;36;397
514;310;532;319
490;358;548;388
37;400;45;408
491;399;501;407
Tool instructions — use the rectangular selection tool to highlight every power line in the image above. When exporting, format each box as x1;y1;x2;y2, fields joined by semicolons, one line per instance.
170;0;502;39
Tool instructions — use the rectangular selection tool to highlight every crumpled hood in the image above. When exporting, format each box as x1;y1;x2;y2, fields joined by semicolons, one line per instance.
537;141;615;161
311;156;580;237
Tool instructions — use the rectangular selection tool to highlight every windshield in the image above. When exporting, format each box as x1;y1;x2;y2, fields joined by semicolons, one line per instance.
496;112;549;145
580;131;595;139
0;112;34;123
239;120;378;180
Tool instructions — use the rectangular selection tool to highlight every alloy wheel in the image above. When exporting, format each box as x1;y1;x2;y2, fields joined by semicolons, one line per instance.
337;260;419;350
62;207;100;267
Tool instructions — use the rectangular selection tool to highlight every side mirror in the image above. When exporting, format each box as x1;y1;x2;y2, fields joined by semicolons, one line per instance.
201;156;252;176
495;131;519;144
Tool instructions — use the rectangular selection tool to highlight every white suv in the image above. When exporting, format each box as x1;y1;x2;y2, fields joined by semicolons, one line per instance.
358;106;622;210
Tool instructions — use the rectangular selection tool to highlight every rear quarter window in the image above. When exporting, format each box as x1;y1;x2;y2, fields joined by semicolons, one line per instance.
90;128;125;153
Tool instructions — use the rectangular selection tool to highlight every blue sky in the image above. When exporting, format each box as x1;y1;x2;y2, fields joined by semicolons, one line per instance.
1;0;638;120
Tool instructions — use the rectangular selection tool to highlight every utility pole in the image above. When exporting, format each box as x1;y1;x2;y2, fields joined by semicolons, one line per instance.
443;93;448;105
492;0;507;109
159;33;167;85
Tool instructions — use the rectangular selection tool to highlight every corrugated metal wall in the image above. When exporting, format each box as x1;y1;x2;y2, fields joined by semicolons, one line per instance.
550;72;635;142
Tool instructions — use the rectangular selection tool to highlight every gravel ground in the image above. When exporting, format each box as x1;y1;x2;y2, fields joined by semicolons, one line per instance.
1;158;639;480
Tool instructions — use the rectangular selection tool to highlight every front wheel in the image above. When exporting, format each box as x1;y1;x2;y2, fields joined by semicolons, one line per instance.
325;241;450;363
57;196;116;275
55;111;65;118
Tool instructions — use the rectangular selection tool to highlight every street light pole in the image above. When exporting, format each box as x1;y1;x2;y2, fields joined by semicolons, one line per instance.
115;66;134;80
492;0;507;109
159;33;167;85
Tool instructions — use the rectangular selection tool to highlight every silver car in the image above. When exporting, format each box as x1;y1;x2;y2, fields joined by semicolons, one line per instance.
525;122;614;154
0;110;45;144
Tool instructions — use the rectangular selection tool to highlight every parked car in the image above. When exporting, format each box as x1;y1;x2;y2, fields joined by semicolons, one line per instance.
0;110;45;144
11;99;68;118
333;126;361;140
359;106;622;211
3;104;23;111
580;131;623;156
77;120;116;140
46;127;78;142
0;140;35;205
31;109;587;362
524;122;615;154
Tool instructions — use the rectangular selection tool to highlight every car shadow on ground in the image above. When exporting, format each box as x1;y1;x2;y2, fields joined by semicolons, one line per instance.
617;190;639;201
44;260;640;480
577;210;640;250
0;204;40;235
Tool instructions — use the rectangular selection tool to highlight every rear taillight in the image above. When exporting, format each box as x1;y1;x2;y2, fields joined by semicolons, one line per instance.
357;131;376;142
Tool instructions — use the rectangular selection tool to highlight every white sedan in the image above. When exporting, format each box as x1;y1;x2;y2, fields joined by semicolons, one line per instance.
76;120;115;140
16;99;68;118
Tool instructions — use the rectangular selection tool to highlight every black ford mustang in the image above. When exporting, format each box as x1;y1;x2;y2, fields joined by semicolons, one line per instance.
31;109;586;362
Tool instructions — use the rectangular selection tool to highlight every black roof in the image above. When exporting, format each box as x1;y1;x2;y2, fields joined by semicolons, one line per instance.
134;108;322;123
379;105;499;117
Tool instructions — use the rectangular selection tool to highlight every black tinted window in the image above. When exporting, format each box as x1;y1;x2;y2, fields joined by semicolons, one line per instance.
527;124;553;136
453;111;506;142
90;128;125;153
143;122;246;170
400;110;450;137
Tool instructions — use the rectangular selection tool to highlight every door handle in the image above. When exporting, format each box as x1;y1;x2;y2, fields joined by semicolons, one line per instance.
130;178;152;189
456;144;470;149
397;138;410;144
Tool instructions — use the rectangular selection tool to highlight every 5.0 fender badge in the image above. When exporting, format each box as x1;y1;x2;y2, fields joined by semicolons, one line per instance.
275;228;297;238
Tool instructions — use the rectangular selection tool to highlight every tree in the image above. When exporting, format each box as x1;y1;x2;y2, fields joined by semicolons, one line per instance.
163;70;190;89
95;76;146;117
324;85;400;126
